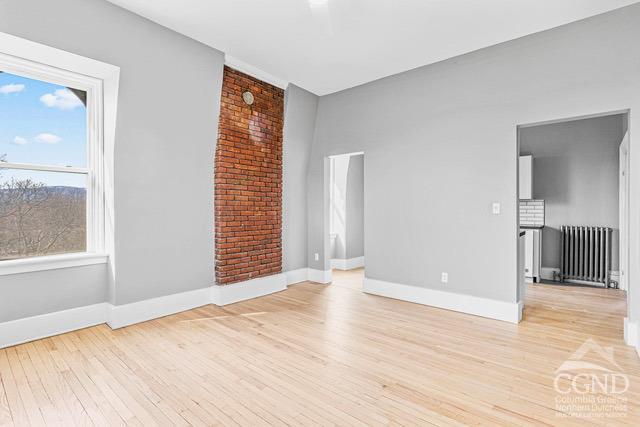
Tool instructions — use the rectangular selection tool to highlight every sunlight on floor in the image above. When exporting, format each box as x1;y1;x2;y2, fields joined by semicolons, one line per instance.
331;267;364;290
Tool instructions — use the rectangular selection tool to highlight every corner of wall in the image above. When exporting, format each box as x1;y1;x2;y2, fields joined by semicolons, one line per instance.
283;84;321;271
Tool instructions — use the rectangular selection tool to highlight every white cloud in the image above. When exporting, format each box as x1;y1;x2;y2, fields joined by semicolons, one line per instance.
40;89;83;110
35;133;62;144
12;136;28;145
0;83;25;94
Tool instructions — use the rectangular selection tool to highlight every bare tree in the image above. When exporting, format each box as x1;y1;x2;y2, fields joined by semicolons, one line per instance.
0;169;86;260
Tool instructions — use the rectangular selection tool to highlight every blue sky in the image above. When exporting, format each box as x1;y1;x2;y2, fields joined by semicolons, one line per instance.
0;71;86;187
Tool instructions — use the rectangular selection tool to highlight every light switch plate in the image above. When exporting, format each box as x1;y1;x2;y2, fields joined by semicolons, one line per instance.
441;272;448;284
314;253;319;261
492;202;501;215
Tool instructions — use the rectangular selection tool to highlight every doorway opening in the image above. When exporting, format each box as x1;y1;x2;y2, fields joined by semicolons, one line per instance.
328;152;364;289
516;110;630;321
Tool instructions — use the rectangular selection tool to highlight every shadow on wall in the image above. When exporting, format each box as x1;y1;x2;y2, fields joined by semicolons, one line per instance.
531;156;570;205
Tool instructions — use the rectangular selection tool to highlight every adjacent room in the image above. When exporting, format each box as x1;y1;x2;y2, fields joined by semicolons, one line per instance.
328;152;365;290
329;152;364;269
1;0;639;424
518;113;628;289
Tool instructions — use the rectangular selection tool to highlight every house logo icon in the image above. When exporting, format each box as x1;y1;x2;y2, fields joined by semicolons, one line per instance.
554;339;629;419
555;338;622;375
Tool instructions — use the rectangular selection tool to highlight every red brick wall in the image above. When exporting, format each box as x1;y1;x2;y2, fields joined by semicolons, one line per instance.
214;67;284;284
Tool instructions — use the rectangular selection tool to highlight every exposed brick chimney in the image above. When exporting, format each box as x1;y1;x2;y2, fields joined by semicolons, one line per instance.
214;66;284;284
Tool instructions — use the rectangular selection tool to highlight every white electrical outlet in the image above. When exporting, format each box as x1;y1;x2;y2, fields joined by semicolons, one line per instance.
492;202;501;215
314;253;319;261
441;272;448;284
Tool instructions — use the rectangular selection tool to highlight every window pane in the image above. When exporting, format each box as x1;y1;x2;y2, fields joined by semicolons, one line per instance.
0;169;86;260
0;71;87;167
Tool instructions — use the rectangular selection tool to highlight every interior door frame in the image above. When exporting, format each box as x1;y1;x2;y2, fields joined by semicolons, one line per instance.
516;109;631;319
326;151;365;278
619;130;630;291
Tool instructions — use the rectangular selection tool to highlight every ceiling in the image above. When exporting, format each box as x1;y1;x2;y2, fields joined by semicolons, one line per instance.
106;0;638;95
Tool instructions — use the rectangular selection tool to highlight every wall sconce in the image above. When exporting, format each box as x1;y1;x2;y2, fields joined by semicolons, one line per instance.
242;91;254;106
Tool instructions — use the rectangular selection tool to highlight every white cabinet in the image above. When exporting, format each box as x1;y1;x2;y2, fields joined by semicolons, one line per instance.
519;155;533;200
524;229;541;283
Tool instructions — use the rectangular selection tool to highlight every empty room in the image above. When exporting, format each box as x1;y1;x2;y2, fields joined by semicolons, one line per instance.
0;0;639;425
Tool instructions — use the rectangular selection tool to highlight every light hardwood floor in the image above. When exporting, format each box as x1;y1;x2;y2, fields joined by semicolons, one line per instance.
1;269;638;426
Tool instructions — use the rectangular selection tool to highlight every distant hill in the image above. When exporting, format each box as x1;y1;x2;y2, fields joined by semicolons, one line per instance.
42;186;86;197
0;185;85;197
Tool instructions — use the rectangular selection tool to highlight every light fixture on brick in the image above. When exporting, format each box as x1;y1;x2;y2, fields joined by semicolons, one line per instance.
242;90;254;105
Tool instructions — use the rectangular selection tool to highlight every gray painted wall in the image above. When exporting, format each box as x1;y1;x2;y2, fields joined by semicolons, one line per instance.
520;114;625;270
0;265;107;323
0;0;224;315
2;0;640;331
308;3;640;319
282;84;318;271
345;154;364;259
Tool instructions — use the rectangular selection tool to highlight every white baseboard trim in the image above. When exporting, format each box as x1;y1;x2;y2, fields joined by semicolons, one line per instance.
212;273;287;306
285;268;336;285
1;269;330;348
285;268;310;285
624;317;638;352
308;269;332;284
108;286;211;329
0;303;108;349
541;268;623;288
363;278;521;323
517;301;524;322
331;256;365;271
110;274;288;328
541;267;560;281
609;270;621;288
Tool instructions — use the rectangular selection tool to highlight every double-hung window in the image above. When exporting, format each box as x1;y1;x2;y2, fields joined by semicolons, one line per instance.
0;56;105;267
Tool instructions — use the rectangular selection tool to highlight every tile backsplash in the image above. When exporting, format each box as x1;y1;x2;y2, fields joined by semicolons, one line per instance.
519;199;545;227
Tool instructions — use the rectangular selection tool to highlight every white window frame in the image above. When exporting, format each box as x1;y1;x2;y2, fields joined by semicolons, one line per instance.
0;32;119;276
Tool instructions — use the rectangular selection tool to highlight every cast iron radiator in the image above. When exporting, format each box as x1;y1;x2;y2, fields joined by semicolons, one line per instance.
560;226;612;287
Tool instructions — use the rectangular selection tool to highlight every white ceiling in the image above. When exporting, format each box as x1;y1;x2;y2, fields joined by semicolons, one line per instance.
107;0;638;95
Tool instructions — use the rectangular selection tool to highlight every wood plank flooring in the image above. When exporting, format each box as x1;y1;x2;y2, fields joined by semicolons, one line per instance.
1;269;639;425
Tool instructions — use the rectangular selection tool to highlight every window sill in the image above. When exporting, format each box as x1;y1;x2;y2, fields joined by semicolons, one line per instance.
0;253;108;276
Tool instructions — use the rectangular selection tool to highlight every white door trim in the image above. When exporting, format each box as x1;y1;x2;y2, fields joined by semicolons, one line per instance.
619;131;630;291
